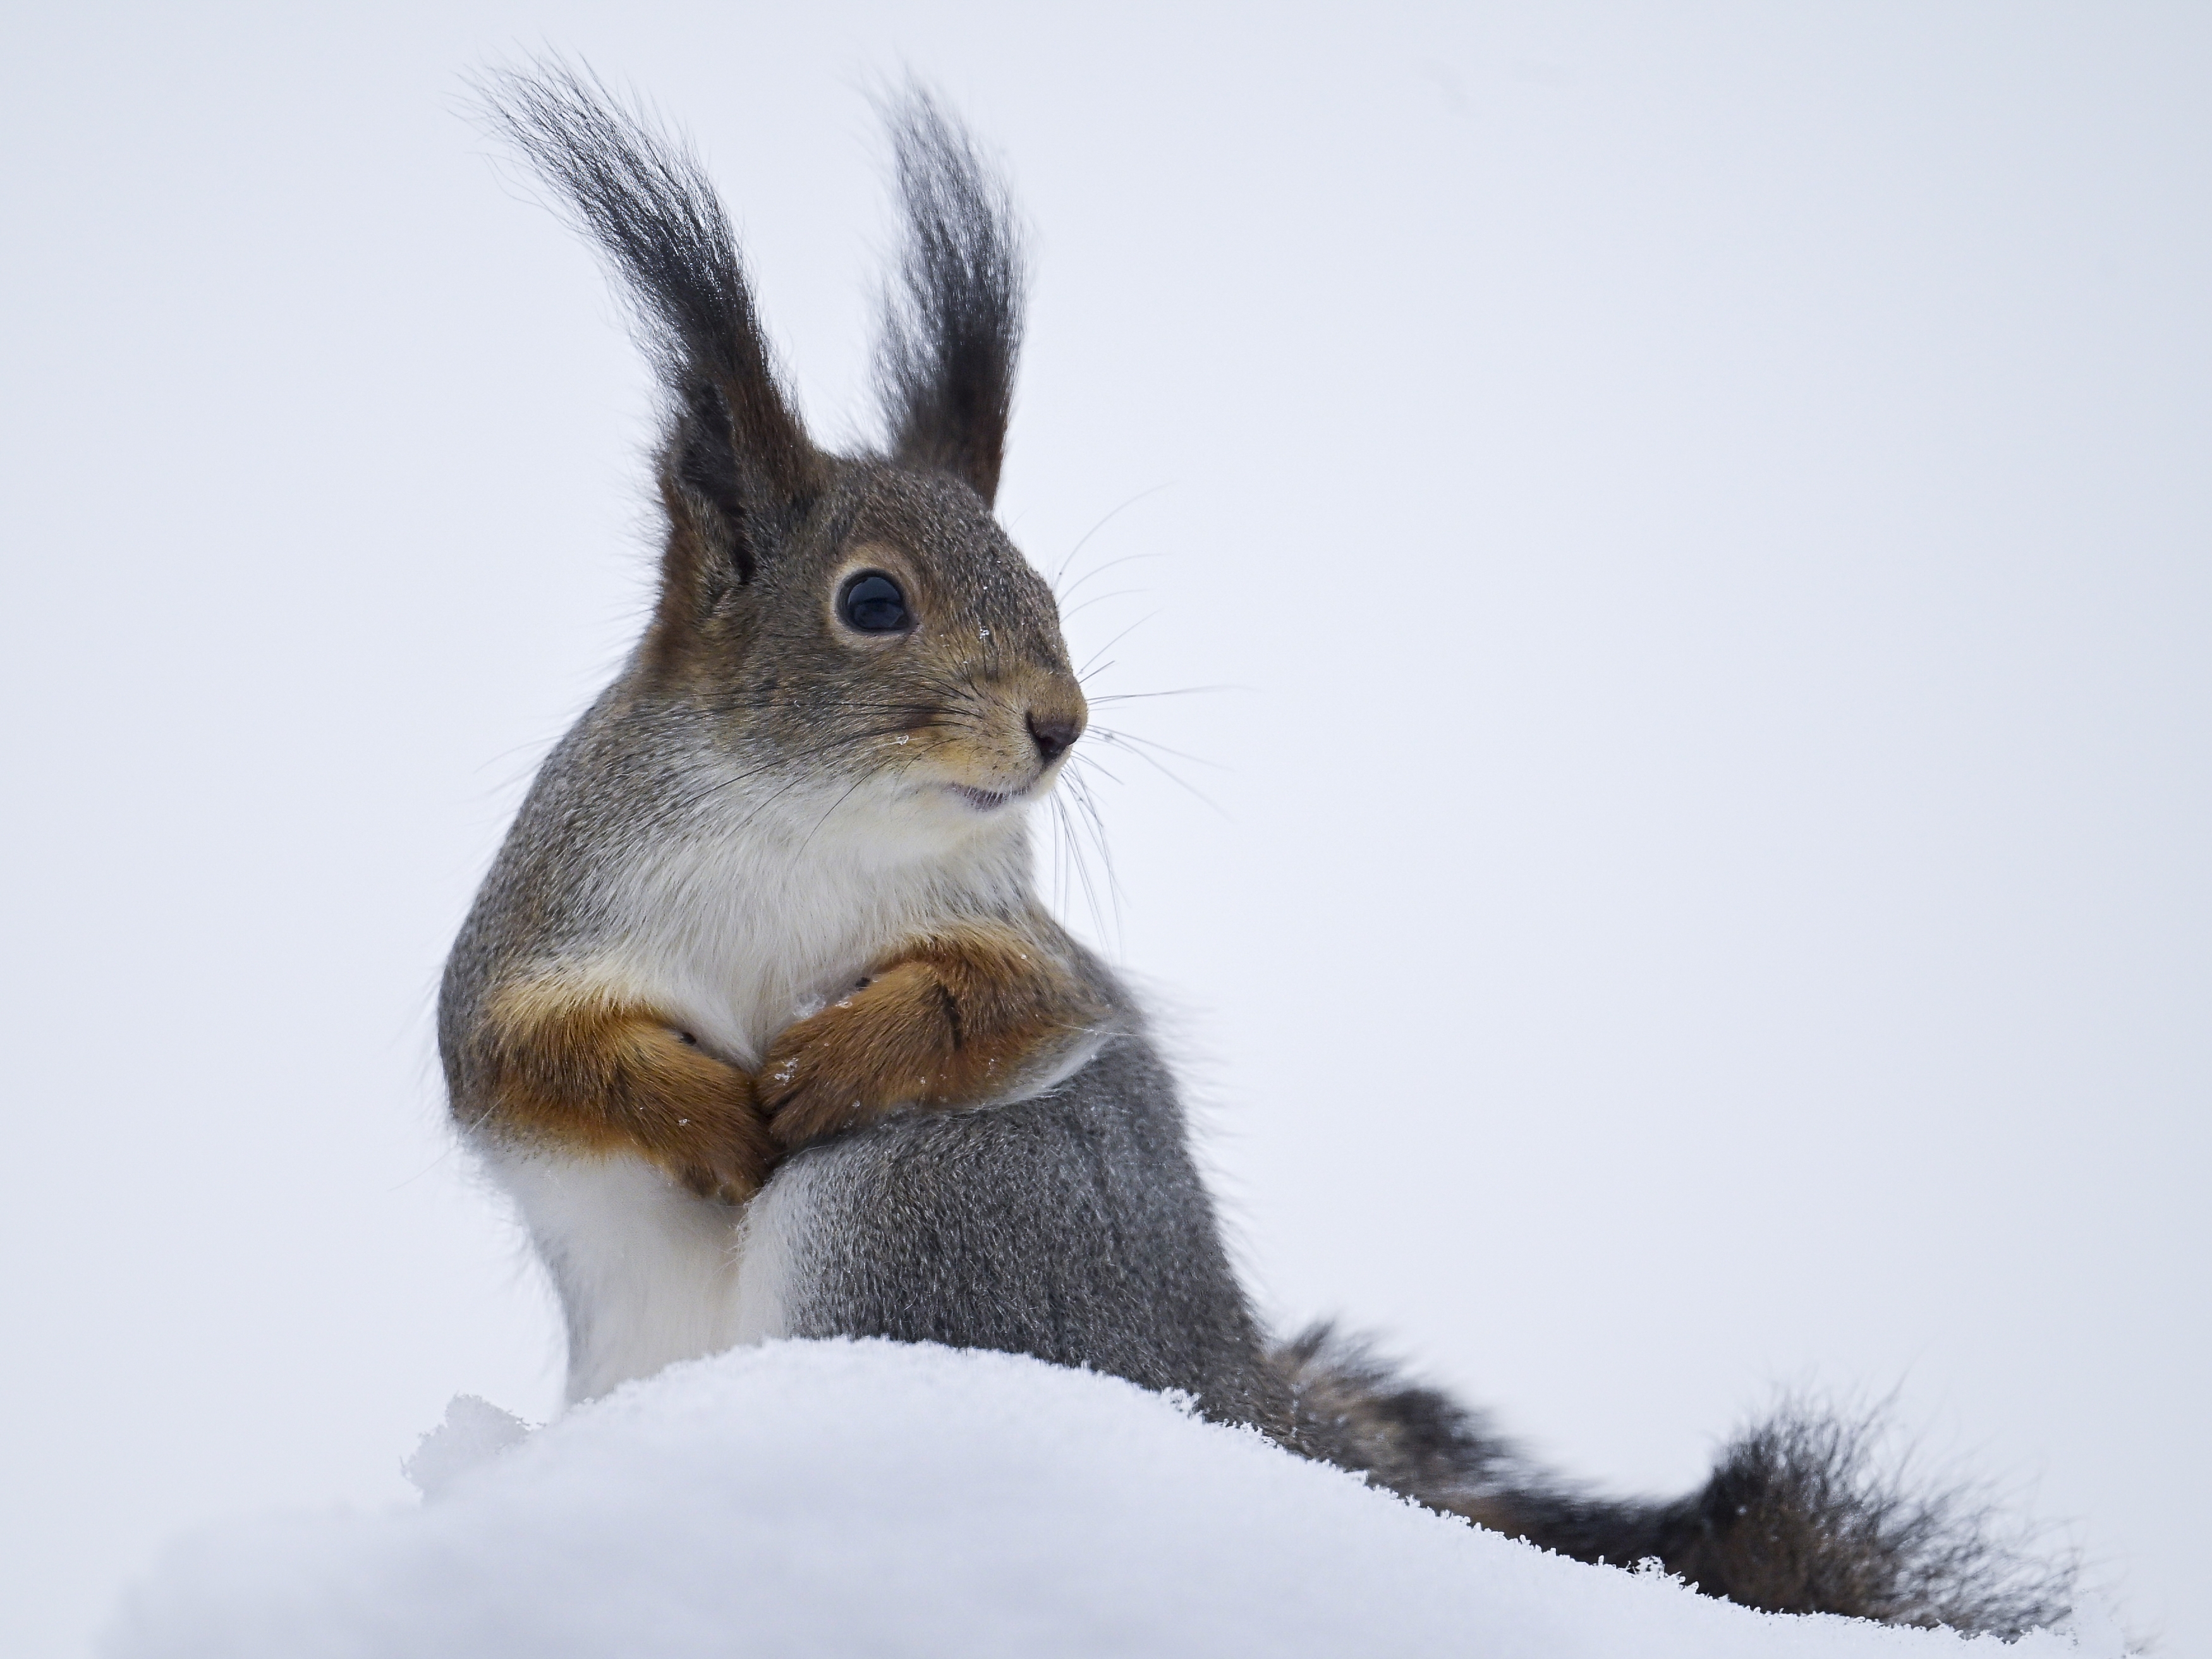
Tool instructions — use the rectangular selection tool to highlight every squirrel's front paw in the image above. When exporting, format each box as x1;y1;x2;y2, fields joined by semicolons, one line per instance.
675;1160;765;1207
652;1049;774;1202
759;966;946;1149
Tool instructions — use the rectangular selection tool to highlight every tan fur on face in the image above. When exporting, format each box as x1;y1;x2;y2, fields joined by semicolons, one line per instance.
896;663;1083;802
477;976;775;1204
760;921;1114;1148
808;541;1088;807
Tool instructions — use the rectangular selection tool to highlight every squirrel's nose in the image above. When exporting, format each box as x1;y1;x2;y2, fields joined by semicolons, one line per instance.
1027;708;1081;764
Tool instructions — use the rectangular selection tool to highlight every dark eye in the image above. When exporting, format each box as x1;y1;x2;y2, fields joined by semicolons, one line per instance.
838;571;911;633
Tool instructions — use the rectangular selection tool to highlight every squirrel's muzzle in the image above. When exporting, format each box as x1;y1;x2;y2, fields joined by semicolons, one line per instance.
1026;708;1081;763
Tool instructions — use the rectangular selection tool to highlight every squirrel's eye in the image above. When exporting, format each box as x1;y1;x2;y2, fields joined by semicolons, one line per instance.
838;572;911;634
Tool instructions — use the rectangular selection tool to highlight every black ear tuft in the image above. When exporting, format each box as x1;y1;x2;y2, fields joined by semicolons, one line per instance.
473;63;822;583
874;88;1027;506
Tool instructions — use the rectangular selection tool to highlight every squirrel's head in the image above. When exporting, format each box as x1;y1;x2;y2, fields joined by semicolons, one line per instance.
643;457;1083;848
483;70;1082;851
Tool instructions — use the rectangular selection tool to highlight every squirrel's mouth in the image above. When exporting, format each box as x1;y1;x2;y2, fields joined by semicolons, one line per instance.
946;782;1030;812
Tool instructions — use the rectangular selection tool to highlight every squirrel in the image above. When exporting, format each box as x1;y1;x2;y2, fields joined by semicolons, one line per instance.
441;67;2072;1638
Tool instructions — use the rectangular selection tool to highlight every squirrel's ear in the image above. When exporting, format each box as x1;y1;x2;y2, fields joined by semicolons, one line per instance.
476;64;824;587
874;90;1026;507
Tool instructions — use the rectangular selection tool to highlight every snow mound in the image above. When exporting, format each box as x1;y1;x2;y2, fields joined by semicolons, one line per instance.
103;1340;2112;1658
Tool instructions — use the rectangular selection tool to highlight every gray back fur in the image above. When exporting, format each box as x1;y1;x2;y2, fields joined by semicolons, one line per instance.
775;1025;1288;1430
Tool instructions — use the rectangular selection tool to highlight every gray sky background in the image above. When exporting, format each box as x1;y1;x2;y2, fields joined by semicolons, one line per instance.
3;3;2204;1653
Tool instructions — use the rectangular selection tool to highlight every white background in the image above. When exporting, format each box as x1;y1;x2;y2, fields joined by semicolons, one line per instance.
3;3;2204;1653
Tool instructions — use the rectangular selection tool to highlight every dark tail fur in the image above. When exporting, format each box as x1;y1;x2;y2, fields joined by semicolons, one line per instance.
1273;1324;2074;1638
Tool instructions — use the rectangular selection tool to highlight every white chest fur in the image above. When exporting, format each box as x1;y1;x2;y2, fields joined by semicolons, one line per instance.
600;781;1036;1066
499;786;1037;1403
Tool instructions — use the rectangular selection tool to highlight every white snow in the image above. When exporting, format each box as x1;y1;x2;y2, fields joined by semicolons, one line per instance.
101;1340;2117;1659
399;1394;535;1501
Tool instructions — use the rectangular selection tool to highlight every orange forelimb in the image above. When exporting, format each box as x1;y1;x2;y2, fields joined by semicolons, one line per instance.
761;923;1110;1149
477;981;774;1203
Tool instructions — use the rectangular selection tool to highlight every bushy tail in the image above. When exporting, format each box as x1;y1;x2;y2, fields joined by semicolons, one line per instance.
1272;1324;2074;1638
